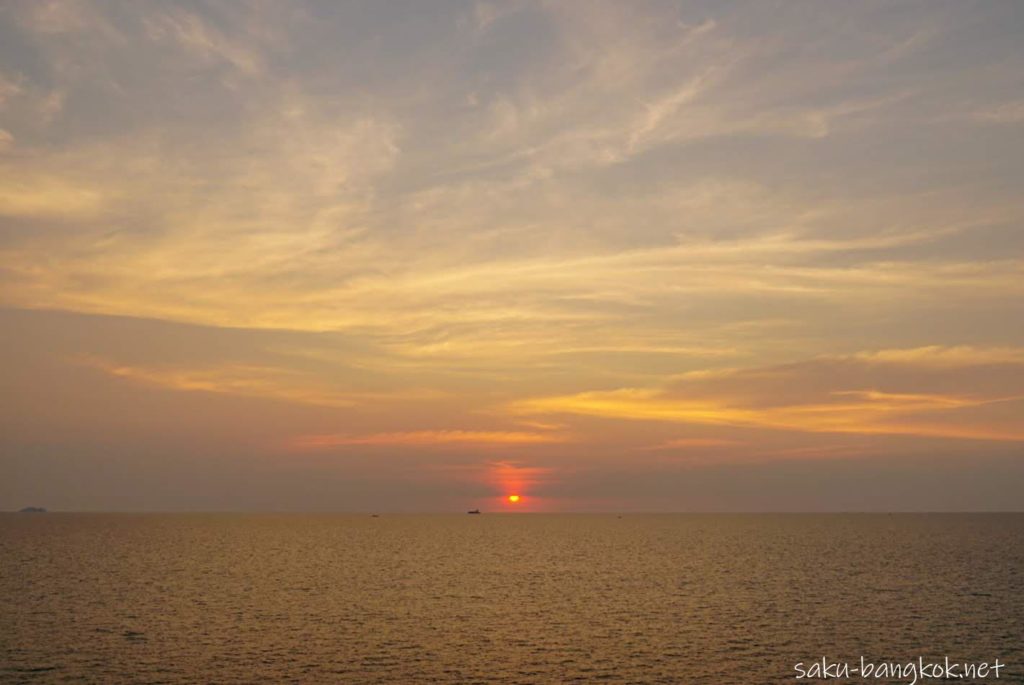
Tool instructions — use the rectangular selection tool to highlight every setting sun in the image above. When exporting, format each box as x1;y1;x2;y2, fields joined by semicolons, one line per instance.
508;495;521;503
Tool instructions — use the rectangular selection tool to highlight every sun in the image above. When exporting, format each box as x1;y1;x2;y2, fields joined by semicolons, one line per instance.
507;494;521;503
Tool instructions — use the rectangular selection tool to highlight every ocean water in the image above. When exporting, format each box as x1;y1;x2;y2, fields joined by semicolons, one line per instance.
1;513;1021;684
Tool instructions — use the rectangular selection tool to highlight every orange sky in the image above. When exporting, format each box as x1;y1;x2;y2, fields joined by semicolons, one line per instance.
1;1;1023;511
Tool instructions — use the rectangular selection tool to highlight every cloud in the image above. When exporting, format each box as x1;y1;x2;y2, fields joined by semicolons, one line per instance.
0;71;23;106
511;347;1024;442
0;173;104;218
1;2;1020;362
968;101;1024;125
13;0;99;35
639;438;744;451
142;8;265;76
854;346;1024;368
292;430;571;449
80;357;373;409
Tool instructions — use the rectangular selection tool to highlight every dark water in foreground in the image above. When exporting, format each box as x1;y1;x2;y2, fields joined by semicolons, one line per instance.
1;514;1022;684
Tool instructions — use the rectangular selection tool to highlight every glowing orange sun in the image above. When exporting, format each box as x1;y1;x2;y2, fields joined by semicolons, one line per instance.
507;494;521;503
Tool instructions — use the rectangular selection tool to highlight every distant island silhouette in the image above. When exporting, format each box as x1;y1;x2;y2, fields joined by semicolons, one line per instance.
18;507;47;513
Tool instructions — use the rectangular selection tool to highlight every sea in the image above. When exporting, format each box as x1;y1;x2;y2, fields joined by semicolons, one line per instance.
1;513;1022;683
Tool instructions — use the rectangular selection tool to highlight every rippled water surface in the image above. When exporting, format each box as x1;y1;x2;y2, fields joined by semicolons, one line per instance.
2;514;1022;683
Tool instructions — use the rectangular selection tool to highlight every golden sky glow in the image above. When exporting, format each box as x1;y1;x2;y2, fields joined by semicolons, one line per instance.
1;1;1023;511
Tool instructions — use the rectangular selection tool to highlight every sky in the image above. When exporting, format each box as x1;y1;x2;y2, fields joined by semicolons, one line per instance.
1;0;1023;512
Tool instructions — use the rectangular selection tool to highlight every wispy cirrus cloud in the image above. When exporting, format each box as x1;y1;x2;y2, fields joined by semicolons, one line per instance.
292;430;571;449
78;357;441;410
511;347;1024;443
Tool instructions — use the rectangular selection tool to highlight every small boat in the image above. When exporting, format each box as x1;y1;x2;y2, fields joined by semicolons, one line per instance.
467;509;481;514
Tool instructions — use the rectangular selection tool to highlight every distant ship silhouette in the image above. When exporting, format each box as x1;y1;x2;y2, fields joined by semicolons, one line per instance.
19;507;47;513
467;509;481;514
